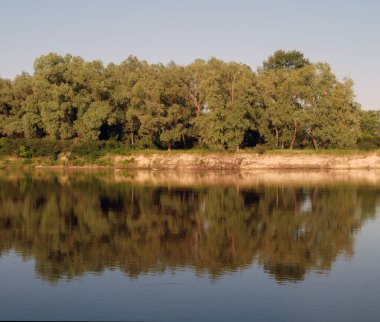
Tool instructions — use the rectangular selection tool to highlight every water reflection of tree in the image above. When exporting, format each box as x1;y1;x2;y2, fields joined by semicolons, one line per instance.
0;173;377;283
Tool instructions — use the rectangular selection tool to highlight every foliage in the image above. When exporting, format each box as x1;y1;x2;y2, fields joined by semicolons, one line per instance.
0;50;370;153
70;140;104;160
256;145;266;154
357;110;380;150
262;49;311;70
18;145;32;158
357;134;379;150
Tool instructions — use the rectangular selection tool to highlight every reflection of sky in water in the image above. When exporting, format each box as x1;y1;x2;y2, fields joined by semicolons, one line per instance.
299;195;312;213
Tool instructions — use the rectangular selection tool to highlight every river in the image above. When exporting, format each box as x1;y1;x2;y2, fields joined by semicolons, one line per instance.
0;170;379;321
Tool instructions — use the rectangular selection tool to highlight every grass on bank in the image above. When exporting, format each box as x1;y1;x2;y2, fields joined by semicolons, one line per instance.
0;138;379;169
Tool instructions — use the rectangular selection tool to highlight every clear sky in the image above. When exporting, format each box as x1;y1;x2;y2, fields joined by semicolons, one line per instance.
1;0;379;109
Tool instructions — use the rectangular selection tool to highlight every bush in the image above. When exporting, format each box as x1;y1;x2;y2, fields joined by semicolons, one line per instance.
0;138;68;158
357;135;379;151
102;139;129;155
0;138;128;160
50;150;60;161
0;138;17;156
357;140;378;151
70;140;104;160
19;145;32;158
256;145;267;154
28;139;64;157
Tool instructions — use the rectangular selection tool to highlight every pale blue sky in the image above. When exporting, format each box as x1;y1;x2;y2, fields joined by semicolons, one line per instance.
1;0;379;109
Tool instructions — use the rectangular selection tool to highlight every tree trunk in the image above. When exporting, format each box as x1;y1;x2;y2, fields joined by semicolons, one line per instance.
312;137;318;150
130;131;134;146
168;143;172;151
290;121;298;149
275;128;279;147
308;129;318;149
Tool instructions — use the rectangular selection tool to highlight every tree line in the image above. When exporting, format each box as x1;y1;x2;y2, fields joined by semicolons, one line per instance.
0;50;379;151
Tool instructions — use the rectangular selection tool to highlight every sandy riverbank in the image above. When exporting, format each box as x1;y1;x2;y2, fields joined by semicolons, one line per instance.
99;152;380;170
3;151;373;171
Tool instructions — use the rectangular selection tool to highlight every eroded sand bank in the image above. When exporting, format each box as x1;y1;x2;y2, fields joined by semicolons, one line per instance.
111;152;380;170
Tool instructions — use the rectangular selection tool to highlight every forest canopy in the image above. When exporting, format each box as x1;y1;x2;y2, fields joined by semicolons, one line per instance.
0;50;379;151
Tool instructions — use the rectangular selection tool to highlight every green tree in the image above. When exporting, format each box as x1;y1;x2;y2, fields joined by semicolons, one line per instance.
158;63;193;149
12;73;44;138
262;49;311;70
33;53;80;139
196;59;257;150
257;63;313;148
303;64;360;149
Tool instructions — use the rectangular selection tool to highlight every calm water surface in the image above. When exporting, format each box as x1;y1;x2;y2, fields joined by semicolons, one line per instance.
0;170;380;321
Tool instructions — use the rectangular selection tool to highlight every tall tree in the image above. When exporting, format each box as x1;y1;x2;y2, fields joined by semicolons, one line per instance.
257;63;313;148
303;64;360;149
262;49;311;70
196;59;257;151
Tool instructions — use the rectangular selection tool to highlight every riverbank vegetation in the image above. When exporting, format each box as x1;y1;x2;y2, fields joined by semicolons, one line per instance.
1;50;379;156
